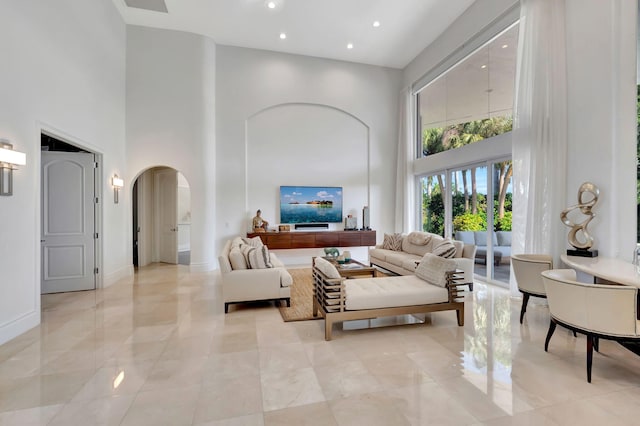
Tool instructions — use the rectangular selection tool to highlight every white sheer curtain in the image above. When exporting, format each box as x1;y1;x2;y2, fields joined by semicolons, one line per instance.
511;0;568;296
395;87;415;233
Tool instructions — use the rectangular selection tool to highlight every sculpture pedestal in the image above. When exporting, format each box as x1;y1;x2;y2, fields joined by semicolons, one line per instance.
567;249;598;258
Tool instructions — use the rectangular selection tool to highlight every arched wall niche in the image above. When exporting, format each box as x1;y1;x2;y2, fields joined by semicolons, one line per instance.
245;102;370;231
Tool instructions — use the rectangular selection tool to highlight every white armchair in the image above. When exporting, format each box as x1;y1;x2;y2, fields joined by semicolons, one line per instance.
512;254;553;324
541;269;640;383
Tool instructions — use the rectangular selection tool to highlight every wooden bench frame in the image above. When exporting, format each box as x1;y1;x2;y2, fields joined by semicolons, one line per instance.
312;267;466;340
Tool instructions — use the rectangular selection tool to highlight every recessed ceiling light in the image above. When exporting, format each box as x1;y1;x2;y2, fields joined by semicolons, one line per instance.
481;65;487;69
267;1;276;9
347;43;354;49
373;21;380;28
279;32;286;40
502;44;508;49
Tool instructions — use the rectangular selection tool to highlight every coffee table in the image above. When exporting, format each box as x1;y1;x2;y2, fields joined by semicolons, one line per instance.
322;257;377;278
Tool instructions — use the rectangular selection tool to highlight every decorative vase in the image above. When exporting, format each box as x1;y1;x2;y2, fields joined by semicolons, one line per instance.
343;251;351;262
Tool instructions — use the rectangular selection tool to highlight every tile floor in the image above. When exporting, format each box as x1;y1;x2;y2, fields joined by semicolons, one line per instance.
1;263;640;425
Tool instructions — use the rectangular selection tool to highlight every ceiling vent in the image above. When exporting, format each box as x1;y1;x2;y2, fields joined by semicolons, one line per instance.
124;0;168;13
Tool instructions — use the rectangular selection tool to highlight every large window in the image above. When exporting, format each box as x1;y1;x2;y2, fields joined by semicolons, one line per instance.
417;24;518;158
414;20;518;286
420;160;513;285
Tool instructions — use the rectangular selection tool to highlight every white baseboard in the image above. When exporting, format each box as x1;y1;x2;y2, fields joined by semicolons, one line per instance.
0;310;40;346
103;264;134;287
189;261;214;273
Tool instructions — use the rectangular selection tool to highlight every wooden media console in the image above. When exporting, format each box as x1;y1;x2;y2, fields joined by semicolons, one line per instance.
246;230;376;249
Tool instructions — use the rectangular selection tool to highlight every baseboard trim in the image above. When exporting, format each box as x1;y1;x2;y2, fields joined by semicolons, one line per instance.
190;261;214;273
103;265;134;287
0;310;40;346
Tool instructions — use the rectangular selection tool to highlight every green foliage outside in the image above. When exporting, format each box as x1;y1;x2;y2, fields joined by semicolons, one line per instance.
421;116;514;235
495;211;512;231
452;212;485;231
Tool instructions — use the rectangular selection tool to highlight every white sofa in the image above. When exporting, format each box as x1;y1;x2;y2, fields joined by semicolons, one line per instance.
454;231;511;265
218;237;292;313
369;231;476;284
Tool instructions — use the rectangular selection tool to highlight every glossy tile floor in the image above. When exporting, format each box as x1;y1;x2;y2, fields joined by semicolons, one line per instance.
1;263;640;425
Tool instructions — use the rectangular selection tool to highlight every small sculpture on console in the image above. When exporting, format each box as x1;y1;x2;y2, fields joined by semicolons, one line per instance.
560;182;599;257
252;209;269;233
324;247;340;258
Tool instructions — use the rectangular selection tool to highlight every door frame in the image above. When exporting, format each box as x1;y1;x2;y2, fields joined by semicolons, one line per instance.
38;124;103;290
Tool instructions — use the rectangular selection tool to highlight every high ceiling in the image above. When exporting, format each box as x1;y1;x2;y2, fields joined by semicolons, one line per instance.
111;0;476;69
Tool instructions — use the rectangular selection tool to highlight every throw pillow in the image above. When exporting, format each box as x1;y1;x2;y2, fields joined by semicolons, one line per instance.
382;233;403;251
407;231;431;246
240;244;253;266
242;236;264;248
231;236;244;250
415;253;458;287
432;239;456;259
314;257;341;279
229;247;248;270
247;245;273;269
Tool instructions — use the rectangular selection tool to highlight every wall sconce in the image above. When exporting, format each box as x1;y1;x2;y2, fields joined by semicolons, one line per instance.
0;140;27;196
111;175;124;203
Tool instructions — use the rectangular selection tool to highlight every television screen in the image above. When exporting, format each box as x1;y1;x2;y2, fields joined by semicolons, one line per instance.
280;186;343;224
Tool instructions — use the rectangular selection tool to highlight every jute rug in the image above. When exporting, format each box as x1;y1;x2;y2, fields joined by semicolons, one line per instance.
279;268;320;322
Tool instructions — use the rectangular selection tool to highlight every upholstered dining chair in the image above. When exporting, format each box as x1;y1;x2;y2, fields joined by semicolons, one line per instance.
541;269;640;383
512;254;553;324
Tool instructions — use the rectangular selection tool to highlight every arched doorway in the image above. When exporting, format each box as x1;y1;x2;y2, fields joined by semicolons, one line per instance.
132;166;191;267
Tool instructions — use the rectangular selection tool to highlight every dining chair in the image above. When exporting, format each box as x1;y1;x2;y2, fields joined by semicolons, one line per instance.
541;268;640;382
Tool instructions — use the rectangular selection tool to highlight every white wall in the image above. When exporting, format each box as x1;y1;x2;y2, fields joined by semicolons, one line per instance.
0;0;127;344
216;46;402;264
126;26;216;271
565;0;637;259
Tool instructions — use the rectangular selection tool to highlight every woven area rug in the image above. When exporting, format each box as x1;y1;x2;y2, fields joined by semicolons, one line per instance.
279;267;387;322
279;268;320;322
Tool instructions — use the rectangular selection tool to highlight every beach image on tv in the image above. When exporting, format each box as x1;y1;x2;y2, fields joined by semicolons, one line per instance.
280;186;343;223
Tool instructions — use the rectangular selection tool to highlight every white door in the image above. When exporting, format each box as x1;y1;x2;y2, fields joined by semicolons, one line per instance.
41;152;96;293
156;169;178;264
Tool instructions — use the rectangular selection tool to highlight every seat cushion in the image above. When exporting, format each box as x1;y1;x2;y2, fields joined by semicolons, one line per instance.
369;248;395;263
345;275;448;310
385;252;409;267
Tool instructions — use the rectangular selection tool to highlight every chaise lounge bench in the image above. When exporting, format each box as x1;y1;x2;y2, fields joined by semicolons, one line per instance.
312;255;467;340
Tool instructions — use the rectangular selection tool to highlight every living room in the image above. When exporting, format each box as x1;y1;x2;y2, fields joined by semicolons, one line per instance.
1;0;639;424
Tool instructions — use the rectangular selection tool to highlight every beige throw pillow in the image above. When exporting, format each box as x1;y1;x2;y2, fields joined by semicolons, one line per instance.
407;231;431;246
415;253;458;287
314;257;341;279
247;245;273;269
432;239;456;259
382;233;403;251
229;247;248;270
242;236;264;248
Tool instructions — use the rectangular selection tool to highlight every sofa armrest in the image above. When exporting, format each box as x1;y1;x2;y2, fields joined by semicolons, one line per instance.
221;268;285;302
453;258;474;284
462;244;477;261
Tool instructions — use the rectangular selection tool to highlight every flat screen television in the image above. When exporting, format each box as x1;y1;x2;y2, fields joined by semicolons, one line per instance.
280;186;343;224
